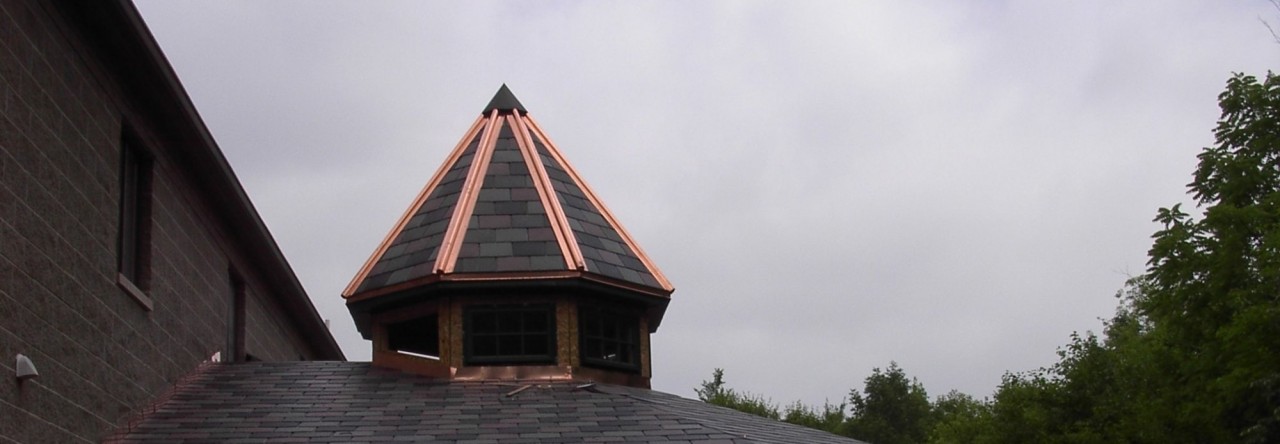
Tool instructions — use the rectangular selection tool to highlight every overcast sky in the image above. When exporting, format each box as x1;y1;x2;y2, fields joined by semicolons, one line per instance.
134;1;1277;406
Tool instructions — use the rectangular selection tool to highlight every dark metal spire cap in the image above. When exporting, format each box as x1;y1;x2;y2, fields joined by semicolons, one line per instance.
483;84;527;114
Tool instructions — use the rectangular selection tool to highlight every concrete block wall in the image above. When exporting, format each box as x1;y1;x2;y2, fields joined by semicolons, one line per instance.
0;1;326;441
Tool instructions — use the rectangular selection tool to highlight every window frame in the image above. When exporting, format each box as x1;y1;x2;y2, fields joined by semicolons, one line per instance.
463;304;557;366
227;269;246;362
117;136;153;310
578;305;641;372
386;314;442;360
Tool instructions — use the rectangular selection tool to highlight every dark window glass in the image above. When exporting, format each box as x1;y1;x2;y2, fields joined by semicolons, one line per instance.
465;305;556;365
387;315;441;359
228;271;246;362
118;141;152;287
579;306;640;372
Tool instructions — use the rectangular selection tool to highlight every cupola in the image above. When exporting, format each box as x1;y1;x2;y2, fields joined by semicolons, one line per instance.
344;85;674;388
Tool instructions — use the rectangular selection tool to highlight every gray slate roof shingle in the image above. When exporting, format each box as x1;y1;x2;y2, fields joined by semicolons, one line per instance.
357;131;482;293
107;362;864;444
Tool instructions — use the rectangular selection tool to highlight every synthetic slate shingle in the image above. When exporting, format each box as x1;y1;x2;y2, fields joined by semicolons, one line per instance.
532;139;662;288
108;362;864;444
356;130;483;293
455;121;564;273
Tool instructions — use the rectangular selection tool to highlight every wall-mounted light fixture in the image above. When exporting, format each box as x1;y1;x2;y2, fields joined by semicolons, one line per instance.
16;354;38;382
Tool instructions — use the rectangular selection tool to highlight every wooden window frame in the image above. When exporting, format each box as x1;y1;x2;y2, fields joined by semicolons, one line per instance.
386;314;442;360
463;304;556;365
579;305;641;372
117;137;153;310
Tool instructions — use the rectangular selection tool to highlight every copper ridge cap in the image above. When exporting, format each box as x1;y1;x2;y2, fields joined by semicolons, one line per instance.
483;84;526;115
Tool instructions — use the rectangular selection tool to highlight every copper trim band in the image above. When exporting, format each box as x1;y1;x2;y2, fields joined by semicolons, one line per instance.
344;269;673;304
343;116;486;297
511;113;584;270
524;116;674;291
437;111;503;274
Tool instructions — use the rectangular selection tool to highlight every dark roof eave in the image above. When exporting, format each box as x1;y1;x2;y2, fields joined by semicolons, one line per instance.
346;272;672;337
53;0;344;360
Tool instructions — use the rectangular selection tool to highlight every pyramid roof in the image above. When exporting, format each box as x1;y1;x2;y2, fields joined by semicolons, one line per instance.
344;86;673;304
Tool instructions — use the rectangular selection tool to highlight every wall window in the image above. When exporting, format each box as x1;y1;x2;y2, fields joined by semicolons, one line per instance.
227;270;246;362
579;306;640;372
464;305;555;365
117;139;153;309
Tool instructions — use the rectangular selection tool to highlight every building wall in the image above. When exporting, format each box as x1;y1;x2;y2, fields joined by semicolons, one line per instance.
0;1;327;441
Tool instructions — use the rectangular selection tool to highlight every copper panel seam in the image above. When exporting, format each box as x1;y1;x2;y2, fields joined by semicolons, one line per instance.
342;115;486;297
524;116;675;292
511;113;584;270
438;111;503;274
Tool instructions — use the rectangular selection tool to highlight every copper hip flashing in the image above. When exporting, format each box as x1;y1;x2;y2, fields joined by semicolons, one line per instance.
510;112;584;271
524;115;675;292
343;116;486;298
436;110;503;274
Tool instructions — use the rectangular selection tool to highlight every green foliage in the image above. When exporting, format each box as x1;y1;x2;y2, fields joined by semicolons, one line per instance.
845;362;934;444
929;390;993;444
782;400;847;434
966;72;1280;443
695;368;780;420
1140;72;1280;442
691;73;1280;443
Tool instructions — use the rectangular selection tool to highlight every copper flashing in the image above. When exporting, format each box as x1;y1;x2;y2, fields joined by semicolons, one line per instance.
345;274;444;304
524;116;675;292
575;271;673;299
439;270;669;298
343;116;486;297
436;110;502;274
452;365;573;381
444;270;583;282
344;268;672;304
510;113;583;270
372;350;452;378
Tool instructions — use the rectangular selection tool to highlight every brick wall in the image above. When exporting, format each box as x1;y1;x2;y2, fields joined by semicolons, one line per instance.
0;1;327;441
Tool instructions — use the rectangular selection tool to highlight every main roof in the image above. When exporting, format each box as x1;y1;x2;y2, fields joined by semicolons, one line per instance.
106;362;864;443
344;86;673;301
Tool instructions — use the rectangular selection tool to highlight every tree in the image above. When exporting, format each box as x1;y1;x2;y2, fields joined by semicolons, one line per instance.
979;73;1280;443
695;368;781;419
782;400;848;434
845;362;933;444
929;390;993;444
690;73;1280;443
1141;72;1280;442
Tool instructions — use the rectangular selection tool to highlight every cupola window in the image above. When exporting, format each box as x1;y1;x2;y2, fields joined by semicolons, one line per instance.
386;315;440;360
579;306;640;372
464;305;556;365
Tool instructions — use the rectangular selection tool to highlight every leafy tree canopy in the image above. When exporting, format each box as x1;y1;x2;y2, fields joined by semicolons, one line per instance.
694;72;1280;444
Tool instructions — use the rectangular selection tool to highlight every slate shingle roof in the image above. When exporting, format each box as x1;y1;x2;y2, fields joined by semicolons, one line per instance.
107;362;864;444
345;85;672;300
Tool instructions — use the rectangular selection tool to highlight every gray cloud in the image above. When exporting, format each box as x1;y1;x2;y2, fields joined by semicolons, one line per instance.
136;0;1277;406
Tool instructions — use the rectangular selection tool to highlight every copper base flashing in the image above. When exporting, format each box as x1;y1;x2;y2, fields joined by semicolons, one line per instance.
369;358;652;389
